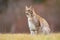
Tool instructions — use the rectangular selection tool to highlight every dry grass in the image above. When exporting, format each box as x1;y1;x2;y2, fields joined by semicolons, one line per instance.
0;33;60;40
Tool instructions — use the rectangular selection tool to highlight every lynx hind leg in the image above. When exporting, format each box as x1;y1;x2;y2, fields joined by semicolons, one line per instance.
42;27;51;35
46;28;51;34
37;27;42;34
43;30;50;35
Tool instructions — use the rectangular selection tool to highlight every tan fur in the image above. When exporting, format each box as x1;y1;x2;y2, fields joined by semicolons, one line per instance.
25;6;51;35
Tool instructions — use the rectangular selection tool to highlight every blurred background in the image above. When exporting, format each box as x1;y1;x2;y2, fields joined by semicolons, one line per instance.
0;0;60;33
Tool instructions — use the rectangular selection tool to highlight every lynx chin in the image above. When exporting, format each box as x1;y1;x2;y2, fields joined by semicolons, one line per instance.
25;5;51;35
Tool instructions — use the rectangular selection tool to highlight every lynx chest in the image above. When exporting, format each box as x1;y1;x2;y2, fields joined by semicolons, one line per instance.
28;17;40;29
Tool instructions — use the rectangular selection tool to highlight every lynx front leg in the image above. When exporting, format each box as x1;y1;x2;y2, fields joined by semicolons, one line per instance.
29;27;37;35
30;30;37;35
28;22;37;35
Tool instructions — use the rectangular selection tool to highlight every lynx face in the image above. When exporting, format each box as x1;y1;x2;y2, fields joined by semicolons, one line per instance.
25;6;33;18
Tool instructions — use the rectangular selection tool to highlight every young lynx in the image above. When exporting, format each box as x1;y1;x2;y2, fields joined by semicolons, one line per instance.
25;6;51;35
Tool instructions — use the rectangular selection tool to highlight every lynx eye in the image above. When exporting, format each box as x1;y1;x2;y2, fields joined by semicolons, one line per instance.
30;11;33;14
26;13;29;15
27;10;30;12
28;10;33;14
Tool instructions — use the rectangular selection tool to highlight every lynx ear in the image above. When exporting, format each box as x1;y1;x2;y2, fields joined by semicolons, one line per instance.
25;5;32;10
26;5;28;9
32;8;36;15
29;5;32;9
32;8;35;12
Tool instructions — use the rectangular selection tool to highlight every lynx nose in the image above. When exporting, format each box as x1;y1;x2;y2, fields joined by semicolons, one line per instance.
25;12;29;15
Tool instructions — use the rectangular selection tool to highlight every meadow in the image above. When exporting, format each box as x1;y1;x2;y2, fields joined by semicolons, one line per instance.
0;33;60;40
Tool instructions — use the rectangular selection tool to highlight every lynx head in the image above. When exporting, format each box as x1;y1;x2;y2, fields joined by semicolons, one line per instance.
25;5;34;18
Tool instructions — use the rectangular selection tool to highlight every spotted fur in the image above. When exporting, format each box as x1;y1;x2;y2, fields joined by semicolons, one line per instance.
25;6;51;35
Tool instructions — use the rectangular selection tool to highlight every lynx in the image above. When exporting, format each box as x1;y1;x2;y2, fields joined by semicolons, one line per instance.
25;6;51;35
